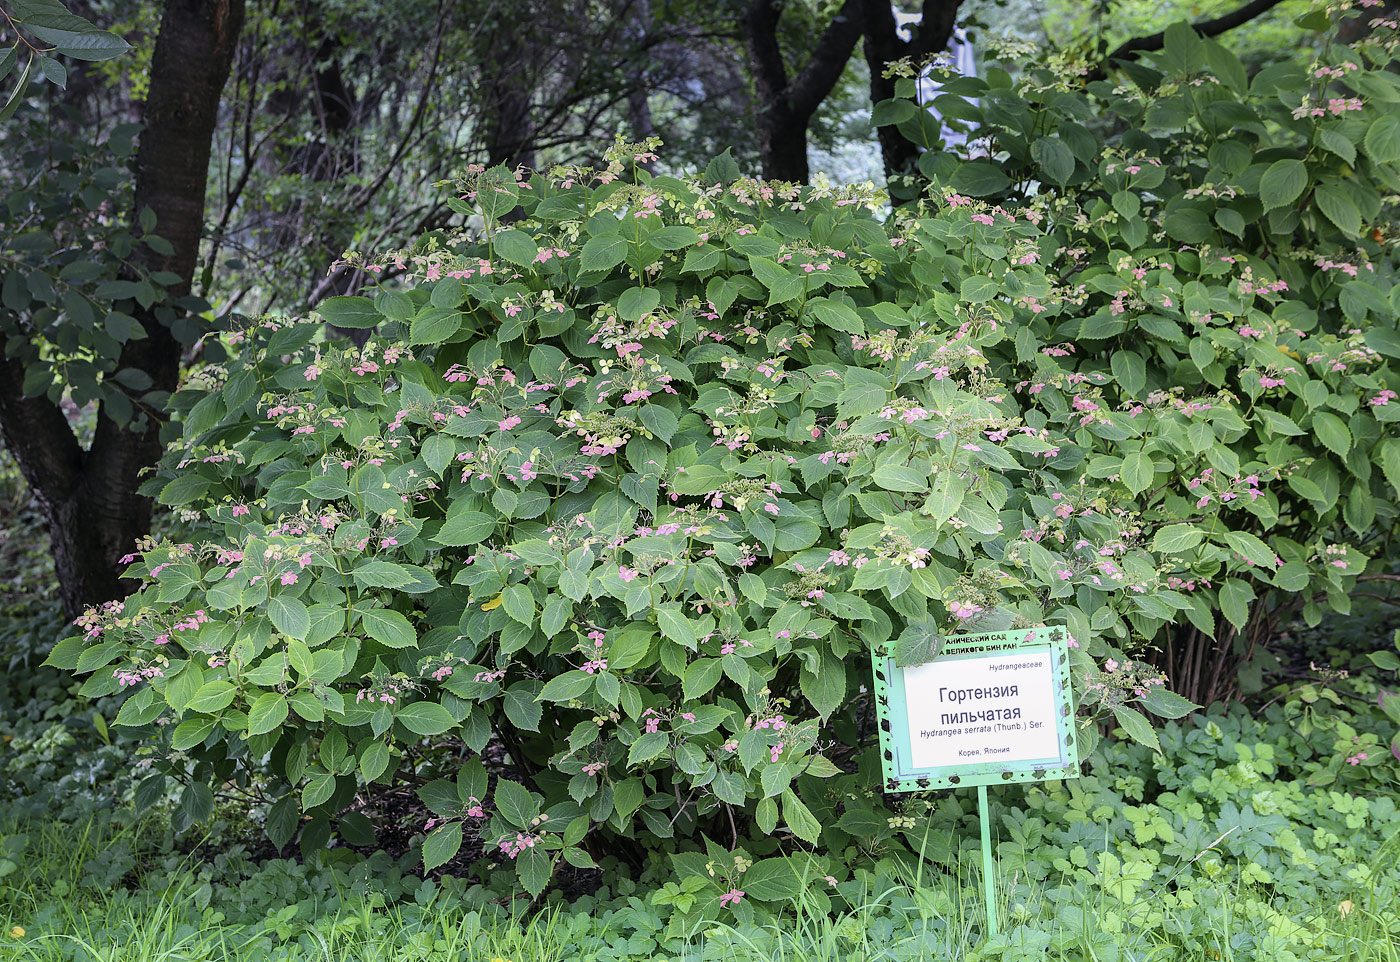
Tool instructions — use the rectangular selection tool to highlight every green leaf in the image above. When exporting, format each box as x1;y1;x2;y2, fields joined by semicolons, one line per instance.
1364;114;1400;164
1152;524;1203;553
1315;183;1361;236
1120;450;1156;496
1111;706;1161;753
186;680;237;714
352;559;418;590
1219;578;1254;630
1259;159;1307;209
359;740;391;781
49;29;130;62
360;608;417;649
1138;688;1201;720
42;635;86;670
396;702;457;736
1223;531;1276;570
248;693;289;736
960;275;999;303
0;54;33;124
302;771;337;809
516;846;552;896
580;233;628;273
434;509;496;546
951;161;1010;196
503;682;542;731
682;658;723;699
539;670;595;702
1312;411;1351;457
741;857;802;902
171;717;215;751
648;225;700;250
269;595;309;640
159;474;210;506
618;286;660;321
494;779;539;828
501;584;535;625
638;404;678;442
265;795;299;851
423;821;463;871
781;789;822;845
872;463;928;493
1031;136;1074;185
1379;439;1400;498
656;604;696;648
893;620;943;668
493;229;538;266
410;308;462;345
317;295;381;329
870;98;918;126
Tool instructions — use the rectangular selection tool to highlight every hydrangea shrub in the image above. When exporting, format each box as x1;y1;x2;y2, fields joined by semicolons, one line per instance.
875;10;1400;702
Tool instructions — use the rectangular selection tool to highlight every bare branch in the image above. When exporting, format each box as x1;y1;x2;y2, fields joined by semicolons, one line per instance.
1101;0;1287;68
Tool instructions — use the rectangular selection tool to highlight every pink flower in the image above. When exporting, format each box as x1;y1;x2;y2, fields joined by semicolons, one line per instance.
618;566;638;583
719;889;745;908
231;504;250;517
280;572;298;586
949;601;983;620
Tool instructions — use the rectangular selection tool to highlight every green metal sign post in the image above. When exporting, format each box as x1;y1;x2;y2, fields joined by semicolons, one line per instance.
871;626;1080;938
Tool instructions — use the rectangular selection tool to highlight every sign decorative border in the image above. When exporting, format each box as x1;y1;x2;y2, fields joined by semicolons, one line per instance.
872;625;1080;792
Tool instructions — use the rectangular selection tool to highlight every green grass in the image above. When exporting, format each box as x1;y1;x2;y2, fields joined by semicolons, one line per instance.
1;811;1396;962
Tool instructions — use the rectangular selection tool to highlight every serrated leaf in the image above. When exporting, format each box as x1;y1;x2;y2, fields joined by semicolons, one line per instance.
317;295;381;329
893;619;943;668
539;670;595;702
269;595;309;639
1111;705;1161;753
494;778;539;828
423;821;463;870
396;701;457;736
781;788;822;845
1152;524;1203;553
247;692;289;736
1312;411;1351;457
1259;159;1307;209
360;608;417;648
1138;688;1201;719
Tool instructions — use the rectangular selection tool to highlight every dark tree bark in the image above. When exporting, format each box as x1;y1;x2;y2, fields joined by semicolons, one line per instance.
1086;0;1288;82
741;0;862;182
479;13;538;171
858;0;963;185
0;0;245;620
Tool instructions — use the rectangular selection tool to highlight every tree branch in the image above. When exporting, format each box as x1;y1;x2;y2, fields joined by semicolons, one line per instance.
742;0;788;107
1104;0;1287;65
787;0;862;119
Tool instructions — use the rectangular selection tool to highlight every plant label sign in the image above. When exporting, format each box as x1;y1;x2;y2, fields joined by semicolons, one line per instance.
872;626;1079;791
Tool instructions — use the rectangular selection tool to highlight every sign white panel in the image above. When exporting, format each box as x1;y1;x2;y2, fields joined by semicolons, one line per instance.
902;649;1063;770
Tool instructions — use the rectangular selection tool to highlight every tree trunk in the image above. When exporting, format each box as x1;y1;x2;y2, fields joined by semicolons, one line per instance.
0;0;245;620
858;0;962;189
742;0;861;183
754;101;812;183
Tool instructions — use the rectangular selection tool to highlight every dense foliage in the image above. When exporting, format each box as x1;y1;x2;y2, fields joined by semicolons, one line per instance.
874;13;1400;701
32;0;1400;915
